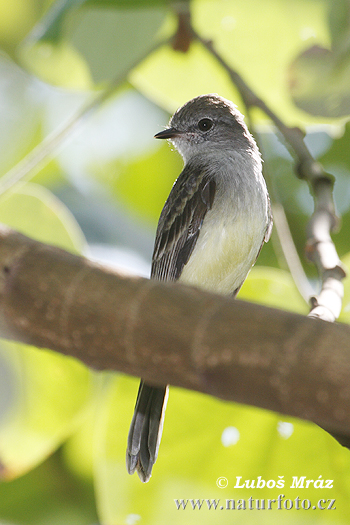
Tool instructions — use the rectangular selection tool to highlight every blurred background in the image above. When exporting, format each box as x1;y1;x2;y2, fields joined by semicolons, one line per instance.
0;0;349;523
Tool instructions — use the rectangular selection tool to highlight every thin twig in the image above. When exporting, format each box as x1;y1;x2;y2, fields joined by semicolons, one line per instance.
271;203;314;301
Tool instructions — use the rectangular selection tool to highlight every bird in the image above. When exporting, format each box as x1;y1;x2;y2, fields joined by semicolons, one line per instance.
126;93;272;482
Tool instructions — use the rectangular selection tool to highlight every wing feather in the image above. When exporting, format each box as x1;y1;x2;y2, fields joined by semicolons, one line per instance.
151;163;216;282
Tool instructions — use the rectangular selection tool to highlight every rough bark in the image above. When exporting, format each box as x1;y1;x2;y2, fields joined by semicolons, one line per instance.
0;225;349;439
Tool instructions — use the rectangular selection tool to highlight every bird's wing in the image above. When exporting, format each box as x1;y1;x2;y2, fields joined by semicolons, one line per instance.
126;165;215;481
151;162;216;282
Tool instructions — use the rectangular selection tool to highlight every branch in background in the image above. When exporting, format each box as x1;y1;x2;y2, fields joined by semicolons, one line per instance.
0;225;350;441
270;203;314;302
182;22;346;322
171;0;192;52
304;174;346;321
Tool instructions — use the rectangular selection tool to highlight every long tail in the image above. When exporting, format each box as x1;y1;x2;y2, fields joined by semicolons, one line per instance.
126;381;169;482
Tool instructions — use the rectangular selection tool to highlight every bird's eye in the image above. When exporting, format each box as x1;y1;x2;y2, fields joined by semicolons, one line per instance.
198;118;214;132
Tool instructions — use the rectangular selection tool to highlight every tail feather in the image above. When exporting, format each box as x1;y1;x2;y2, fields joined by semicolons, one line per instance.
126;381;168;482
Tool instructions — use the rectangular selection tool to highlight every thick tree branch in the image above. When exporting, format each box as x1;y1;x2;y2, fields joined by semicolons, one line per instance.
0;225;349;440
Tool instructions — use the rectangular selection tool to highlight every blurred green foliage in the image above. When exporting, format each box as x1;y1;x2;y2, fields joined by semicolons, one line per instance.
0;0;349;524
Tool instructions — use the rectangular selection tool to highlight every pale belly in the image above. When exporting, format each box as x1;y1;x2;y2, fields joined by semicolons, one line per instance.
179;207;266;295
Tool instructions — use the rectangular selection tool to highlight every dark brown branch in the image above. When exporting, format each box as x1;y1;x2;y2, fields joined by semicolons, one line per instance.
0;225;349;440
171;0;192;52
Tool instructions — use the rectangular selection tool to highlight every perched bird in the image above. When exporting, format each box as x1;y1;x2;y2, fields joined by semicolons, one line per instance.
126;94;272;482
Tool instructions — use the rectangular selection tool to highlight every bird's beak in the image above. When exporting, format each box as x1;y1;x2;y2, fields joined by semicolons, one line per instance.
154;127;182;139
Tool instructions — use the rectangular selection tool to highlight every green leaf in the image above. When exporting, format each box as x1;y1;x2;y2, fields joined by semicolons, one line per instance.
32;0;86;43
27;1;167;85
35;0;174;43
0;0;43;58
328;0;350;58
0;342;91;479
0;183;86;252
319;123;350;257
20;39;93;89
288;44;350;118
288;0;350;117
93;376;350;524
70;6;167;83
0;57;42;177
320;121;350;170
0;451;98;525
62;399;96;483
131;41;243;115
132;0;331;125
239;266;308;314
0;183;91;478
98;141;183;224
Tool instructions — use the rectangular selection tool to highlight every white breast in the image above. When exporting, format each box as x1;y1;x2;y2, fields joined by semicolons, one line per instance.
179;155;269;295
